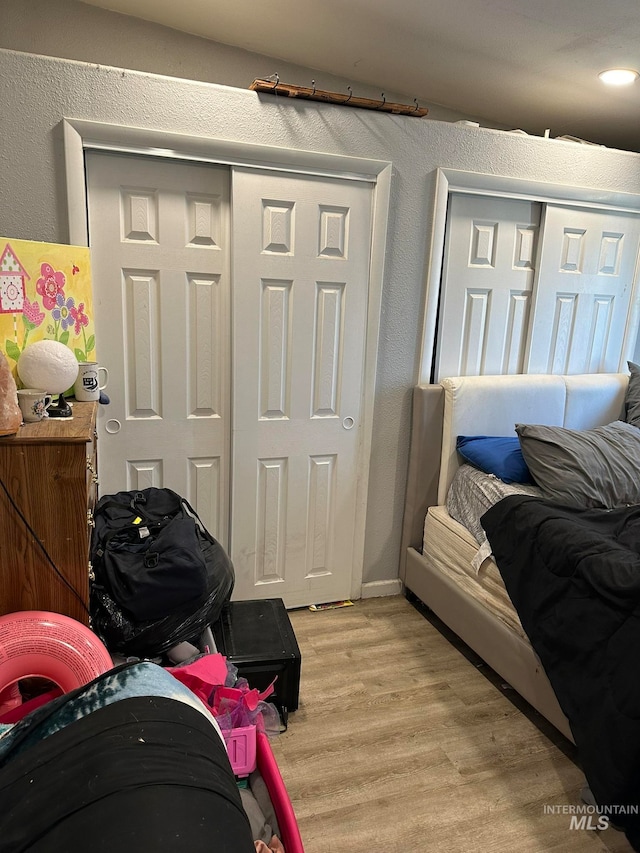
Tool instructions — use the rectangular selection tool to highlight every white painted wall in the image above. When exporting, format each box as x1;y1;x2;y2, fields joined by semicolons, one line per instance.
2;44;640;591
1;0;475;124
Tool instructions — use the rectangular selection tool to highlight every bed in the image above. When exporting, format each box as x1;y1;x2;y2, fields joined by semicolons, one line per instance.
399;371;631;744
400;368;640;847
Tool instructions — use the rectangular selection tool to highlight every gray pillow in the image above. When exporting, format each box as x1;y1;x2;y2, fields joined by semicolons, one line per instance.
515;420;640;509
624;361;640;427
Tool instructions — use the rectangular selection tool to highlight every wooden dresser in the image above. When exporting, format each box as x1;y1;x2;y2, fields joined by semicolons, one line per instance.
0;402;98;625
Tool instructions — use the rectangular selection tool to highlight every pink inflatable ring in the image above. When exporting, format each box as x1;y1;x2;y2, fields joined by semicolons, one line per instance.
0;611;112;717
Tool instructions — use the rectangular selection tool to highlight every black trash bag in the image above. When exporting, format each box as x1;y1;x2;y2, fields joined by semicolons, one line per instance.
90;487;234;658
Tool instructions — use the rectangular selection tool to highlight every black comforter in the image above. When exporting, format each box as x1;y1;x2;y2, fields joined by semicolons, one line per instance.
481;496;640;849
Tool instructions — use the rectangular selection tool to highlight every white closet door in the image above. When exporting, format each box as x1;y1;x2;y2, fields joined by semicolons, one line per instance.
526;204;640;374
86;152;231;544
231;168;373;606
435;193;541;380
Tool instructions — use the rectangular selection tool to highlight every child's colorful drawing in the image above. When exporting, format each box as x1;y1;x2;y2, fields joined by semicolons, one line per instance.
0;238;95;378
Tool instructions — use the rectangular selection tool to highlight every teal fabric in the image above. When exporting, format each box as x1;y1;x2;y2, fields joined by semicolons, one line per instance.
0;661;213;763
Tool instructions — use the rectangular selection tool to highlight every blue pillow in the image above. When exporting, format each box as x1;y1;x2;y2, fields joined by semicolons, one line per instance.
456;435;533;484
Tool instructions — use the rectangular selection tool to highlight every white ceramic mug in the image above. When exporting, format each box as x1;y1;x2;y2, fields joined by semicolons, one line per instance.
17;389;53;423
74;362;109;402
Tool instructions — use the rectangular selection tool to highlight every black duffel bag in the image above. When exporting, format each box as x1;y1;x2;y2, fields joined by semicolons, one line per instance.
90;488;234;657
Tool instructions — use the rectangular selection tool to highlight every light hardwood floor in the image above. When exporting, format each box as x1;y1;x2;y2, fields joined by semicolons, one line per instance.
270;595;634;853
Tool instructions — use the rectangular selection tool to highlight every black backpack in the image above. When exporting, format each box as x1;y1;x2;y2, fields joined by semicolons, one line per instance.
90;488;234;657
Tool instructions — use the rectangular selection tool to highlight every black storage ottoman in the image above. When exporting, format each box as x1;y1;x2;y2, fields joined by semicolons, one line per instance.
212;598;301;723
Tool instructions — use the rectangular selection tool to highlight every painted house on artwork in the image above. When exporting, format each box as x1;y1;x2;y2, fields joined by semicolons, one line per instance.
0;243;28;314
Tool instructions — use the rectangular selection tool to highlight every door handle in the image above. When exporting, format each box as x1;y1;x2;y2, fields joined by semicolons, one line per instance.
342;416;355;430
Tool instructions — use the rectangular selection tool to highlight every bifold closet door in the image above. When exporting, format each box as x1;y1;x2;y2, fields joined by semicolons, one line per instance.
86;151;231;545
231;168;373;606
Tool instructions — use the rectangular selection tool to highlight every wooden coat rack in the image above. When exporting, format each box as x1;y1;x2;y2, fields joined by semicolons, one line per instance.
250;78;428;117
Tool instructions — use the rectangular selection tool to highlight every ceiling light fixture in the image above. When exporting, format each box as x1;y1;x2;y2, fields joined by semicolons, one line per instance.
598;68;639;85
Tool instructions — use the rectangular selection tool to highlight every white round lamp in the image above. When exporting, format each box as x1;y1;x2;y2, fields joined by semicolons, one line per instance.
17;340;79;419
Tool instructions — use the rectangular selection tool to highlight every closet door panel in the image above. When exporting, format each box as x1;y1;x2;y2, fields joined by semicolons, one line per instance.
435;194;541;381
526;205;640;374
231;168;373;607
86;152;231;544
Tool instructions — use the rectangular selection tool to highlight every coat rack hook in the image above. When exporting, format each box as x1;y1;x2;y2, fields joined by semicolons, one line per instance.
377;93;386;109
311;79;316;95
273;73;280;92
413;98;420;112
345;85;353;103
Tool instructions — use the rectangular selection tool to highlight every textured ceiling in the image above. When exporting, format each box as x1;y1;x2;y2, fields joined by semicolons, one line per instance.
80;0;640;152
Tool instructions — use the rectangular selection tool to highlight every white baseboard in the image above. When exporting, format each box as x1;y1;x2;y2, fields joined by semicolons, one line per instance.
360;579;403;599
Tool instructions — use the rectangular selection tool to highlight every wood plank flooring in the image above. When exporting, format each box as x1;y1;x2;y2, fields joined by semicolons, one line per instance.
270;595;634;853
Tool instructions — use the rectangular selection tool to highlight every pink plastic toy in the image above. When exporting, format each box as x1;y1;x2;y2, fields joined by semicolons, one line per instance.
225;724;257;777
0;610;112;719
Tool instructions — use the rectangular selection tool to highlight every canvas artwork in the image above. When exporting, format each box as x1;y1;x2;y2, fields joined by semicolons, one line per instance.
0;238;95;379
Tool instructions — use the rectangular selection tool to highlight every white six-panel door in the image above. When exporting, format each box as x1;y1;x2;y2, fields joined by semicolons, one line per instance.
230;169;373;605
525;204;640;374
435;193;542;380
86;152;231;544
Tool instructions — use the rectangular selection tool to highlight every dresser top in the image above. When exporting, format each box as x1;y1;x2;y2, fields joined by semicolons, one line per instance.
0;401;97;445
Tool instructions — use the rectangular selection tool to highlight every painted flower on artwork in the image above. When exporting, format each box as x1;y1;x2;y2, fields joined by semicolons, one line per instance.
3;296;48;359
22;297;45;328
36;263;66;310
69;301;95;363
70;302;89;337
52;293;75;332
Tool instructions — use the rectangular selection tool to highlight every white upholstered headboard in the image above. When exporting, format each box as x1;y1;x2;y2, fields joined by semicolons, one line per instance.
438;373;629;504
399;373;629;579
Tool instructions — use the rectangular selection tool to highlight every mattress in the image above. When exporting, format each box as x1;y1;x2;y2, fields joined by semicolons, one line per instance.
422;504;526;638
